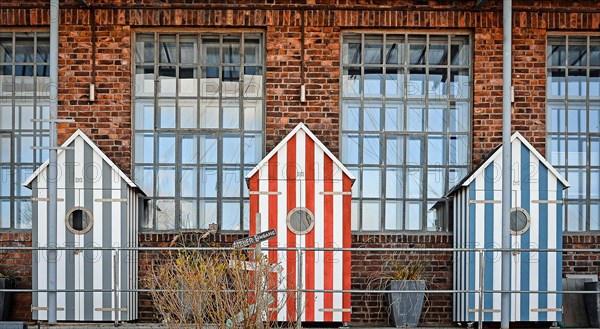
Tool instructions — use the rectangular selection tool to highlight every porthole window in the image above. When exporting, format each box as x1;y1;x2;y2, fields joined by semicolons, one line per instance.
510;207;531;235
287;207;315;235
65;207;93;235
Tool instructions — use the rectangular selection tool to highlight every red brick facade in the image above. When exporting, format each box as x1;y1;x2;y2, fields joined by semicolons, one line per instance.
1;0;599;325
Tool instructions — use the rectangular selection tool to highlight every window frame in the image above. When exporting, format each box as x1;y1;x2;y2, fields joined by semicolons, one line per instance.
546;33;600;233
0;30;50;230
340;31;473;233
132;29;266;232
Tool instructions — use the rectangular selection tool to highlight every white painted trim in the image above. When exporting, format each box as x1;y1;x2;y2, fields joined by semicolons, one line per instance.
23;130;144;193
245;123;356;183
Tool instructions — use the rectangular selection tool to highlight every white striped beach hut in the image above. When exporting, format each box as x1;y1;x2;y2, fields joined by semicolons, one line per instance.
245;123;355;323
24;130;143;322
452;132;569;323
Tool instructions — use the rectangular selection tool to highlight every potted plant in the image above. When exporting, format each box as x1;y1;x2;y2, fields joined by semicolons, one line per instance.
387;261;426;327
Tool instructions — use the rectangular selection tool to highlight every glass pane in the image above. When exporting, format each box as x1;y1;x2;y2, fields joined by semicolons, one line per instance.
363;104;381;131
406;201;422;230
386;136;404;165
567;104;586;132
409;41;425;65
199;167;218;198
156;199;176;230
0;165;10;195
450;102;469;132
362;201;381;231
362;168;381;198
427;168;445;199
223;135;241;164
158;101;176;128
222;67;240;83
179;102;198;129
243;134;262;164
223;38;240;64
342;67;361;96
343;37;361;64
591;37;600;66
566;202;586;232
568;69;586;98
202;37;220;64
199;200;217;229
180;167;197;197
16;135;33;163
158;66;176;97
179;67;198;97
16;106;33;129
364;67;383;96
407;68;426;98
428;105;446;132
0;200;10;228
449;168;468;188
590;70;599;99
407;137;424;165
567;135;586;166
548;102;566;133
406;168;422;198
134;66;154;96
134;165;153;195
429;68;448;98
180;135;197;164
0;106;12;129
244;68;263;97
135;100;154;130
566;169;586;198
157;166;176;197
385;101;403;131
222;202;241;230
568;42;587;66
342;101;360;131
157;134;176;163
592;137;599;166
223;168;241;197
386;35;403;65
450;69;470;99
590;168;599;199
159;35;176;64
386;168;403;199
427;202;441;231
349;167;360;198
199;135;218;164
385;201;403;230
199;100;219;128
223;100;240;129
243;200;250;231
341;134;359;164
364;35;382;64
548;135;566;166
15;200;32;229
363;134;381;165
547;69;566;98
244;36;261;64
180;200;198;229
351;200;359;230
590;204;599;231
180;35;198;63
429;37;448;65
548;40;566;66
450;37;470;65
450;135;469;165
0;135;10;163
407;104;424;132
14;166;32;196
428;135;445;165
244;101;263;130
385;68;403;97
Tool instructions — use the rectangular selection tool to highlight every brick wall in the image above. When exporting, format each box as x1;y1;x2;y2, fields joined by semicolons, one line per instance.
1;0;600;325
0;232;32;321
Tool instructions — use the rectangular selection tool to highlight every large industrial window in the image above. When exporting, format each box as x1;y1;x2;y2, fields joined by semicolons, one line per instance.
0;32;50;230
547;35;600;232
341;33;471;232
133;32;264;231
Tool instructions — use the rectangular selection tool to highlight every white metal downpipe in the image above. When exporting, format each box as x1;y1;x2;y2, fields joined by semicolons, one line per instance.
501;0;512;328
48;0;59;324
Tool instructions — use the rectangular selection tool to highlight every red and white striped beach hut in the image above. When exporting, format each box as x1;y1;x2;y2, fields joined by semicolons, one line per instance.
245;123;355;323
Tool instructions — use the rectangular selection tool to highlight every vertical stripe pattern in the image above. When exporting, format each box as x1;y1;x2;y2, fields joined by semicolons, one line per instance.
30;132;139;321
454;135;565;322
248;125;353;322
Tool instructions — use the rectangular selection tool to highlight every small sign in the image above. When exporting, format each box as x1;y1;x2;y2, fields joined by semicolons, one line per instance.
232;229;277;248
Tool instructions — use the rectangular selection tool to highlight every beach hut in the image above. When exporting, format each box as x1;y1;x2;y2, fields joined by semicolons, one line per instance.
245;123;355;323
24;130;144;321
452;132;569;323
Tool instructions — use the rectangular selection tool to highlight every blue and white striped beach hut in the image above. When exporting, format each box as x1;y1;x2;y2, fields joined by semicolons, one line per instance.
452;132;569;323
24;130;143;322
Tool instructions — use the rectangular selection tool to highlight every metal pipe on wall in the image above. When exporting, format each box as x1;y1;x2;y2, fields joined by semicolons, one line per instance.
48;0;59;324
501;0;513;328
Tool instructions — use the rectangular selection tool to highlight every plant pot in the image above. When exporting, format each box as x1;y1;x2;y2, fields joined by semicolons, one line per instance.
0;277;15;321
584;281;600;328
387;280;426;328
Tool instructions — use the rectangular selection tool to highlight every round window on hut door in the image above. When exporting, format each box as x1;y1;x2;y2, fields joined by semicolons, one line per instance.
510;207;531;235
287;207;315;235
65;207;93;235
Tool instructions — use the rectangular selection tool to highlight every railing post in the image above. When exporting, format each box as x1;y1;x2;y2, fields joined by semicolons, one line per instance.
113;250;120;327
478;249;485;329
296;246;303;329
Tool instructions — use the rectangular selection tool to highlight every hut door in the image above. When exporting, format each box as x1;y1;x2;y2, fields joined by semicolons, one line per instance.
510;189;532;318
